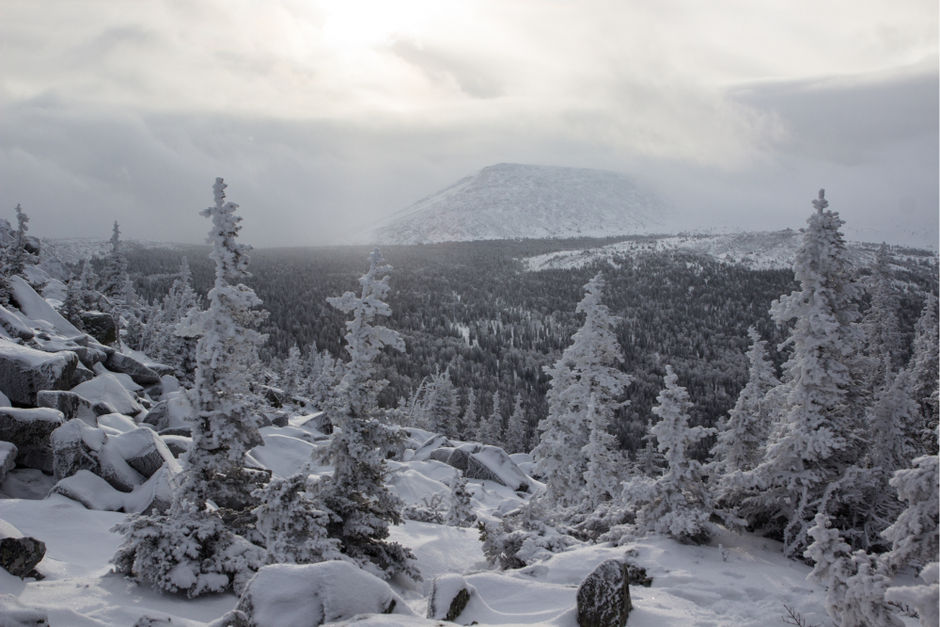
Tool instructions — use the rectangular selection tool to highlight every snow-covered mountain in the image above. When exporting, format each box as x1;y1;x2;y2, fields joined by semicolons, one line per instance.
371;163;667;244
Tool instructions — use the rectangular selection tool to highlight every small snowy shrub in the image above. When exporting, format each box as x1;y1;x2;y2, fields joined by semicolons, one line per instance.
479;501;577;569
445;473;476;528
111;511;264;598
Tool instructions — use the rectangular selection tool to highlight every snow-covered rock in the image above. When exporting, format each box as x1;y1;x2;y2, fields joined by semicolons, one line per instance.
140;390;192;431
105;352;161;386
236;561;413;626
71;374;143;416
36;390;115;425
51;469;126;511
77;311;117;345
427;573;475;621
413;434;452;461
0;407;65;473
0;519;46;579
576;559;632;627
110;428;179;478
0;442;17;483
50;419;105;480
7;276;82;338
430;444;533;491
0;305;35;341
0;341;79;406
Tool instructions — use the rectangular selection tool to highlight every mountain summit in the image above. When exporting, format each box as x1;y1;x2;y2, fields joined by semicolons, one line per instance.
371;163;666;244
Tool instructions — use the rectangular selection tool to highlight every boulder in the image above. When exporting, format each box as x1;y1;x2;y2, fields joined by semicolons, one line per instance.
0;407;65;473
69;362;96;388
77;311;117;345
237;561;412;626
414;434;452;461
0;441;17;483
111;428;179;478
0;534;45;578
0;305;35;340
50;419;105;480
71;374;144;416
37;390;115;426
576;559;632;627
106;352;161;386
160;434;190;458
467;445;532;491
97;441;146;492
0;593;49;626
427;574;474;622
51;469;126;511
0;341;79;406
8;276;82;337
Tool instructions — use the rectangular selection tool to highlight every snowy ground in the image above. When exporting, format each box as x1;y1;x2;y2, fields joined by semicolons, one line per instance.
1;415;877;627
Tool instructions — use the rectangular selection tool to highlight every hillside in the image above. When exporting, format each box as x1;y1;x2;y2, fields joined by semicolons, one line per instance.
371;163;666;244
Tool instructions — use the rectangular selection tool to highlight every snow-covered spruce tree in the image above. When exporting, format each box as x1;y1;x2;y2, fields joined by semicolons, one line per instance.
281;344;304;399
315;248;417;581
101;220;129;300
446;472;476;527
886;563;940;627
505;393;529;453
421;370;459;436
479;389;504;445
62;278;84;330
307;343;342;409
78;259;100;309
532;272;631;507
461;388;479;440
711;327;779;509
111;178;266;597
741;189;864;556
631;365;713;543
907;295;939;453
145;257;201;381
252;473;343;565
581;394;624;509
8;204;30;276
805;513;901;627
881;452;939;574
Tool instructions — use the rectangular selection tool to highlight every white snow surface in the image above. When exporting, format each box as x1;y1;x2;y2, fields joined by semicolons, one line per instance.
371;163;666;244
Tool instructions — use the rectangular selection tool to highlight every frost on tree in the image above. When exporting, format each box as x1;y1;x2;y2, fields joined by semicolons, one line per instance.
907;296;939;453
532;273;631;508
112;178;266;596
805;513;901;627
316;248;417;581
101;220;129;300
143;257;201;381
253;474;343;565
711;326;779;511
581;394;623;508
478;389;503;446
881;453;939;574
742;189;863;556
631;365;713;543
446;472;475;527
505;393;529;454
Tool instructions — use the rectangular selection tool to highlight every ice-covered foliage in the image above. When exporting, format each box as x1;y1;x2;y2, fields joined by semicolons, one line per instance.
805;513;901;627
478;389;503;446
177;178;267;512
886;562;940;627
461;389;478;440
908;296;939;452
504;393;529;454
101;221;129;300
112;178;266;597
318;249;416;581
111;510;264;598
581;395;623;508
479;500;577;570
743;190;863;556
445;472;475;528
142;257;200;380
711;327;778;509
532;273;631;507
631;366;712;543
881;452;939;573
252;473;343;565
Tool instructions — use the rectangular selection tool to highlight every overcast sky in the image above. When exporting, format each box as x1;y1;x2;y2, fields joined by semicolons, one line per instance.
1;0;937;248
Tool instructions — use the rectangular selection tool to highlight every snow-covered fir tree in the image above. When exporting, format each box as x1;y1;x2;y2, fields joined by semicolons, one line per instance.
711;327;779;509
315;248;417;581
252;473;343;565
419;370;459;436
78;259;100;309
631;365;713;543
8;203;30;276
532;273;631;507
281;344;304;398
742;189;864;556
446;472;475;528
461;388;479;440
805;513;901;627
306;342;342;409
907;295;939;453
886;563;940;627
880;452;939;574
505;393;529;453
581;394;623;509
112;178;267;596
478;389;503;445
101;220;129;300
860;243;903;380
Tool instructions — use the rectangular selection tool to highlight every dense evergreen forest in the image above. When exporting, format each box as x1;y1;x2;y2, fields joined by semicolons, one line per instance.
125;237;934;456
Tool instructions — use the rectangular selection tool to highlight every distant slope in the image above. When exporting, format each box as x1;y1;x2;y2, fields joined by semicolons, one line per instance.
371;163;666;244
522;230;939;272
